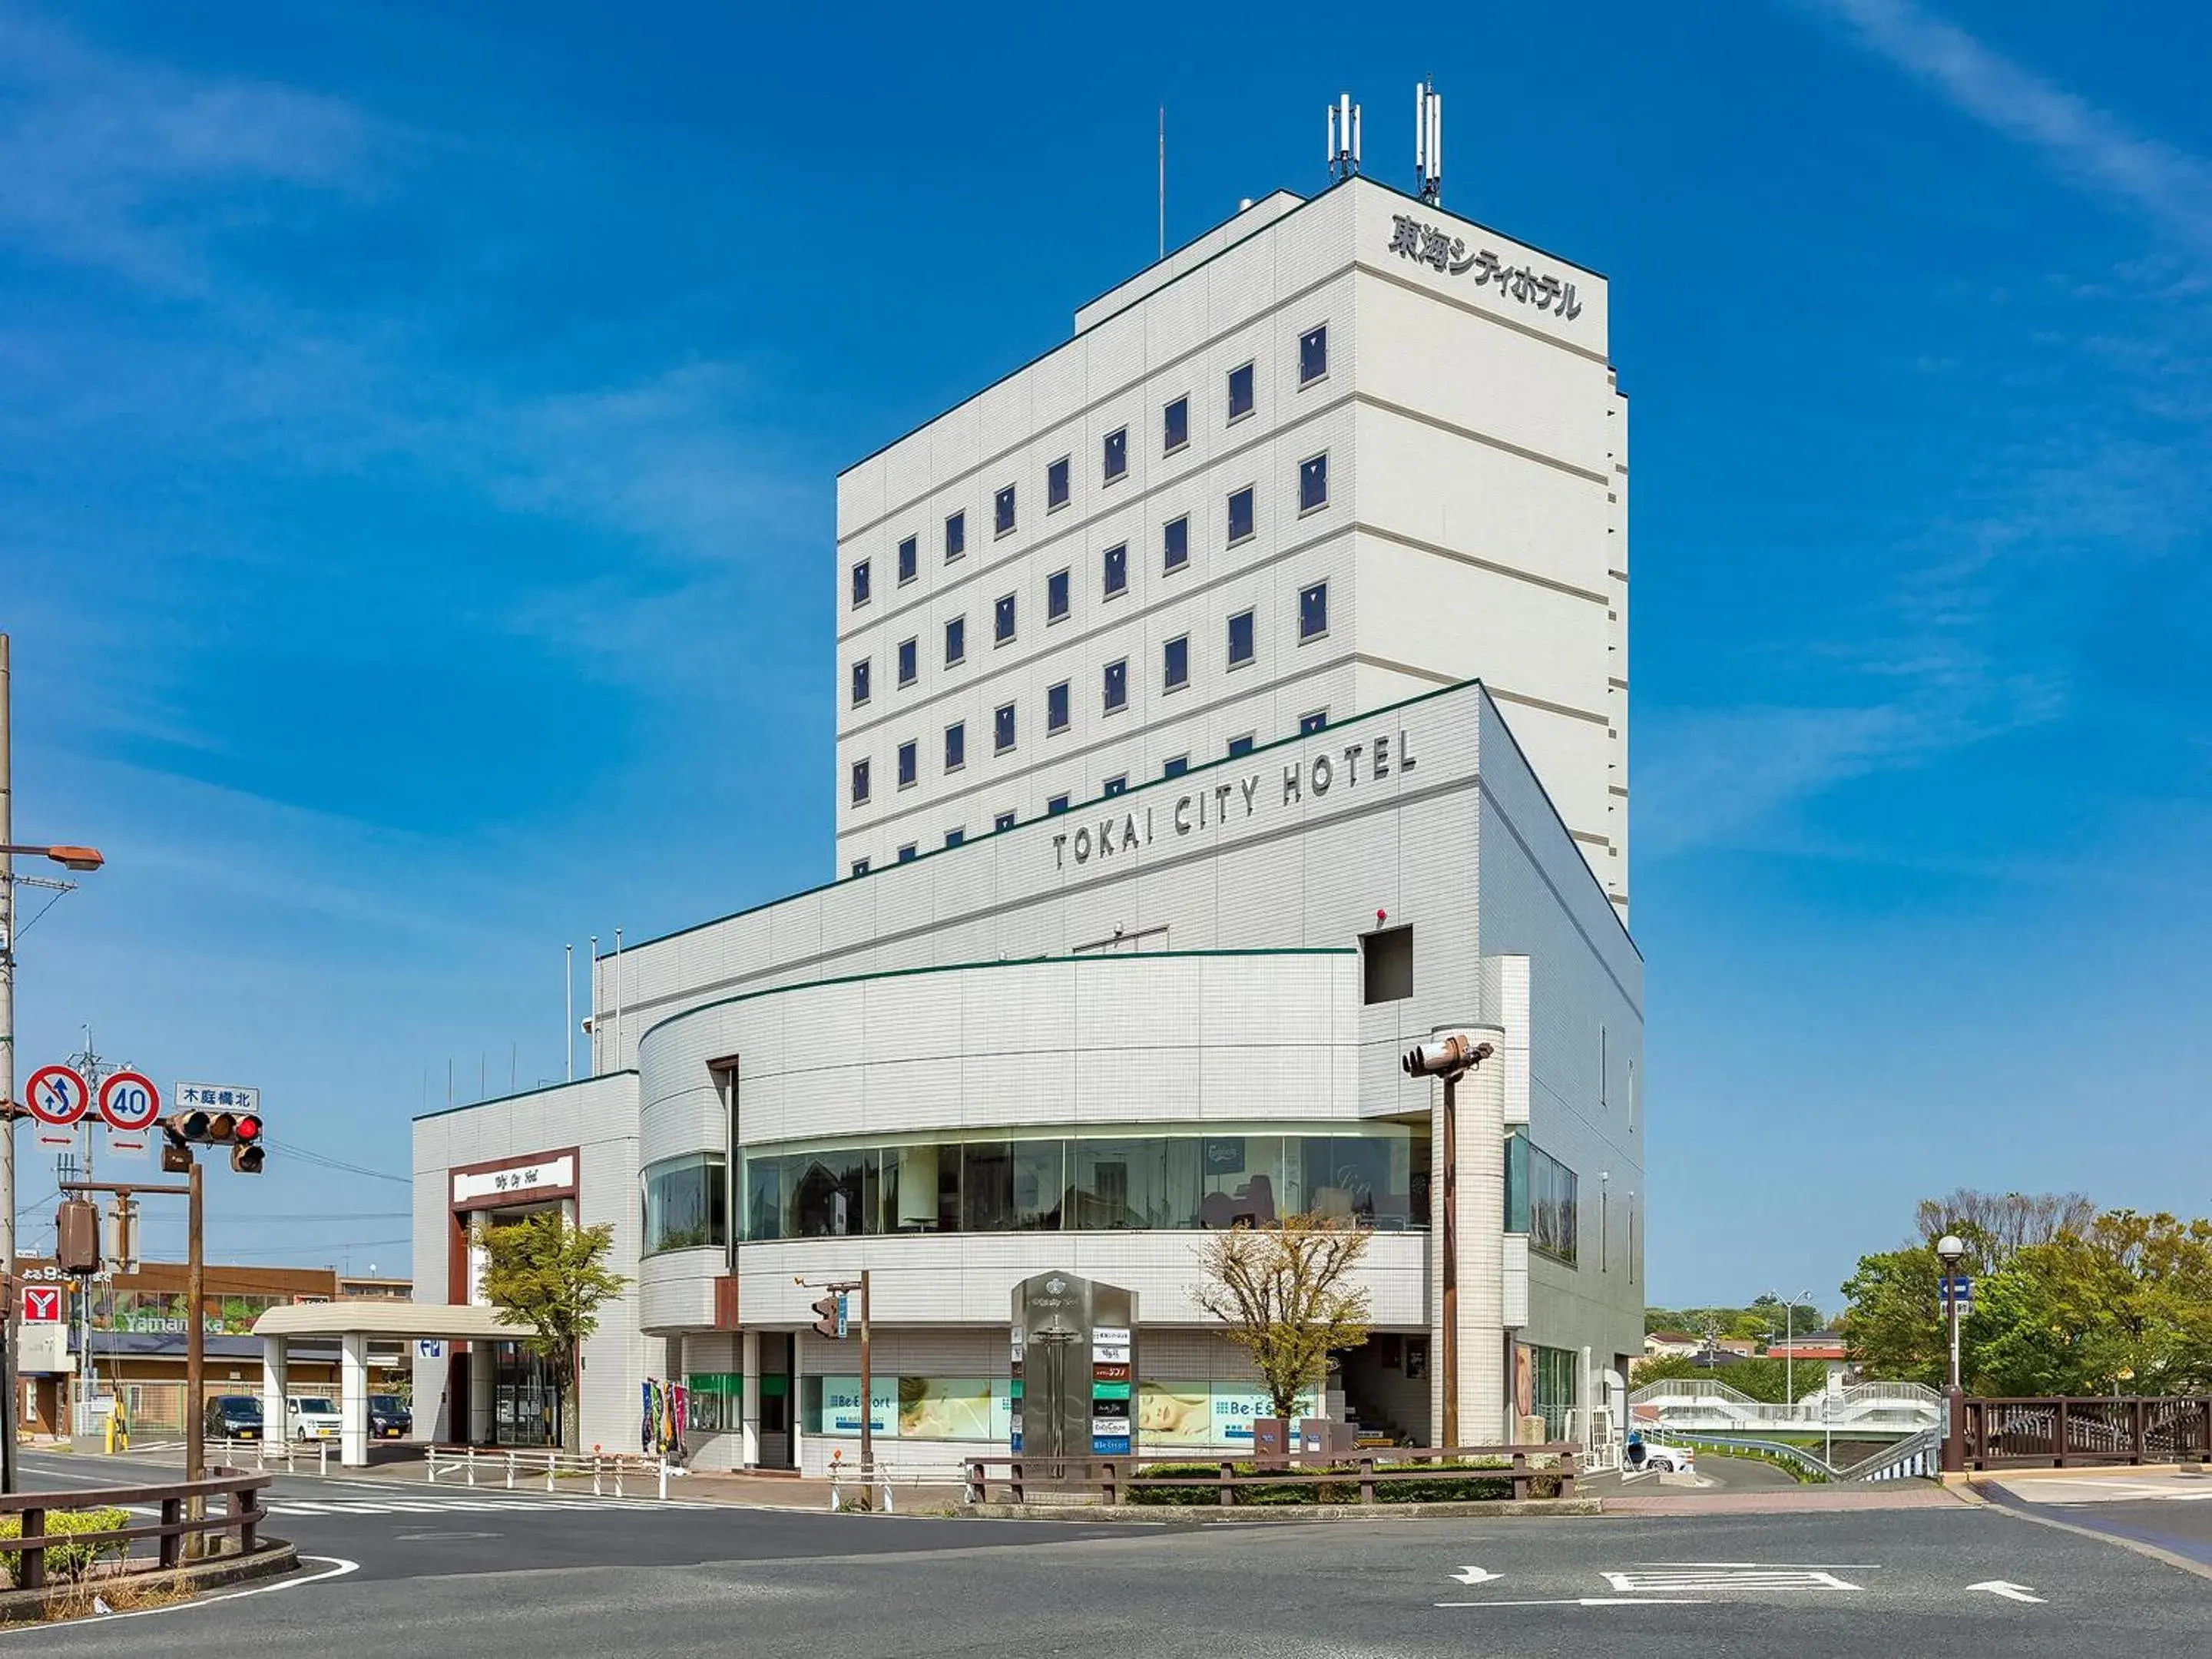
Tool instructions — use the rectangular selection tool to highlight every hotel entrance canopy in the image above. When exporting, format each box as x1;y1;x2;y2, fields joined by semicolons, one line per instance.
251;1302;538;1467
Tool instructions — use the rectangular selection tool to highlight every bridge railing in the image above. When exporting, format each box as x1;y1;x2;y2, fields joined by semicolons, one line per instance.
1961;1397;2212;1469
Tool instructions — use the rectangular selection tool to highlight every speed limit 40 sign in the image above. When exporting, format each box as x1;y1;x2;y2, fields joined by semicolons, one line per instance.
97;1070;161;1157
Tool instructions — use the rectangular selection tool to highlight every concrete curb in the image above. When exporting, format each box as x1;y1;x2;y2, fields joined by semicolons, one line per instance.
0;1539;299;1624
959;1496;1603;1523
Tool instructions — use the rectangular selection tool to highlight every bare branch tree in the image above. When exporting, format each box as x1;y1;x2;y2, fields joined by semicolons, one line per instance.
1914;1189;2097;1268
1193;1214;1373;1419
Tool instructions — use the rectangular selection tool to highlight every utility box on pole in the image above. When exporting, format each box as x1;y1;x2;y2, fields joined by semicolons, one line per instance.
54;1198;101;1275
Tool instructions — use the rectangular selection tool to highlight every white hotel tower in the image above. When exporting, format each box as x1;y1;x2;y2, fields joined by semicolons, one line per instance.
412;118;1642;1476
835;174;1628;918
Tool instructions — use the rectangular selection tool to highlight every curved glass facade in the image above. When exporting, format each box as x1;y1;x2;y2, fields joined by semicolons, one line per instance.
643;1152;727;1255
741;1124;1428;1240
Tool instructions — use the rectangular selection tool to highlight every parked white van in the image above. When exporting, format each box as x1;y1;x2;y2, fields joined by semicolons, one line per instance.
286;1395;343;1442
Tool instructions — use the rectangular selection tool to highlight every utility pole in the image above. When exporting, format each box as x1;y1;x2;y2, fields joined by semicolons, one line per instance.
2;631;17;1494
858;1269;873;1481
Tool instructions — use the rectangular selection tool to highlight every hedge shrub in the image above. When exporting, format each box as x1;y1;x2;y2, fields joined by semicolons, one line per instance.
0;1508;131;1586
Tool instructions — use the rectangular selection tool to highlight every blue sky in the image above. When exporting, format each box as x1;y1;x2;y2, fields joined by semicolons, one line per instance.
4;2;2206;1303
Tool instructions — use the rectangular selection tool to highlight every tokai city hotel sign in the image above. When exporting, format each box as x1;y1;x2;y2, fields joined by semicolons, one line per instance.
1387;213;1584;322
1053;729;1419;871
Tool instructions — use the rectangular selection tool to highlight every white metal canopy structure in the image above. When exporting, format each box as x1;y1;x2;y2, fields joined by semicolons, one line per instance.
250;1302;538;1468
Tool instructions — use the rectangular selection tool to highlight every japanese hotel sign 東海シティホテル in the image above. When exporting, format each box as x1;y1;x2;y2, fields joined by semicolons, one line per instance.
452;1153;577;1207
1053;727;1417;872
1386;214;1582;322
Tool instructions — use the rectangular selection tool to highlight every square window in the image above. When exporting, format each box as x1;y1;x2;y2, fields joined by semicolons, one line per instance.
1164;396;1189;453
945;721;965;771
850;658;871;707
1103;658;1128;713
898;843;916;863
897;535;918;584
850;858;870;878
995;485;1016;537
945;615;965;666
1363;925;1414;1003
1300;710;1327;735
945;510;966;561
1300;452;1329;513
1103;426;1128;483
1163;515;1189;572
945;827;965;849
1227;733;1255;757
1104;775;1128;797
851;559;872;608
898;740;918;788
1048;793;1070;815
1048;456;1071;511
1300;581;1329;641
1300;324;1328;386
1048;680;1071;733
850;759;871;803
995;703;1017;753
898;637;918;686
1048;568;1071;621
1163;634;1189;690
1103;543;1128;598
1227;485;1255;545
1227;608;1256;667
994;810;1017;833
995;593;1016;644
1227;361;1255;422
1163;754;1189;778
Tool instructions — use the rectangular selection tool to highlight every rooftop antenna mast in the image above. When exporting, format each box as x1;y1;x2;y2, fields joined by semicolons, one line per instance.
1326;91;1361;184
1416;77;1442;205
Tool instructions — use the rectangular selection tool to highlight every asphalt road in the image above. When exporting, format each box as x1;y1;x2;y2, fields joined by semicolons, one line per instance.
12;1450;2211;1657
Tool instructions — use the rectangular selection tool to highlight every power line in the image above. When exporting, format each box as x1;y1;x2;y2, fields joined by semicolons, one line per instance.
263;1137;409;1185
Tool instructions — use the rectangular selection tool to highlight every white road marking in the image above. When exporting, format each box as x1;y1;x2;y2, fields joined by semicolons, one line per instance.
1605;1569;1862;1592
1969;1580;2048;1604
0;1555;361;1634
1438;1597;1711;1608
1450;1565;1501;1585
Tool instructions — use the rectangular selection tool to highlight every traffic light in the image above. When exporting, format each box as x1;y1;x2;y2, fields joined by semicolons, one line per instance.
811;1292;844;1341
161;1109;268;1174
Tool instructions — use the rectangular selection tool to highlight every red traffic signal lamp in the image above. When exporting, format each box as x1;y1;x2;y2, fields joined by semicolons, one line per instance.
811;1292;843;1341
161;1109;268;1174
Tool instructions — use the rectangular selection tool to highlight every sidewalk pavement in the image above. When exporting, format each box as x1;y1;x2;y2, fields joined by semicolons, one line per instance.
1603;1481;1971;1516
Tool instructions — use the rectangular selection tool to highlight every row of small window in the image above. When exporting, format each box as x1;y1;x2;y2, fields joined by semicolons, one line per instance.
850;328;1331;610
850;584;1330;804
847;717;1328;876
855;571;1330;710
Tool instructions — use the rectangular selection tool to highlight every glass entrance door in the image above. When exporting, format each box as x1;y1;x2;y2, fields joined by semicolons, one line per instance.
490;1343;562;1448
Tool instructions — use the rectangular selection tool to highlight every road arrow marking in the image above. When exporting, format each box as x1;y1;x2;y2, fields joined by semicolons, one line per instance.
1969;1581;2046;1604
1451;1566;1501;1585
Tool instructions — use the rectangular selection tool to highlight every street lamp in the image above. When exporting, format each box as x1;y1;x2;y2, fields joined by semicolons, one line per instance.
1936;1233;1966;1475
1766;1286;1813;1407
0;844;104;873
1402;1031;1496;1449
1936;1235;1965;1393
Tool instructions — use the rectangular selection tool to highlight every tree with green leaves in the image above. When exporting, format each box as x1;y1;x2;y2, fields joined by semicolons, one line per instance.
1194;1214;1372;1419
1840;1197;2212;1396
478;1212;628;1453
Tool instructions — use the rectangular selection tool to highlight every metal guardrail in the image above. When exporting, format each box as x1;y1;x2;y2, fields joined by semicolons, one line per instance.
422;1445;671;1499
0;1468;271;1590
210;1436;332;1477
961;1445;1578;1507
1841;1426;1939;1482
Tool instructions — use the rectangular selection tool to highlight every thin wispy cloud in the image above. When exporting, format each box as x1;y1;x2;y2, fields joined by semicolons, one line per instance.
0;12;372;291
1804;0;2212;259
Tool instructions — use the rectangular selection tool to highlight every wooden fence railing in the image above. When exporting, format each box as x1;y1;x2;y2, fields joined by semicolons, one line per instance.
0;1469;271;1591
962;1444;1578;1507
1960;1398;2212;1470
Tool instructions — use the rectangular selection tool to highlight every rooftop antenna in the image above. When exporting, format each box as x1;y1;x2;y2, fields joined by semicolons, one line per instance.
1326;91;1361;184
1416;77;1442;205
1157;106;1166;261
